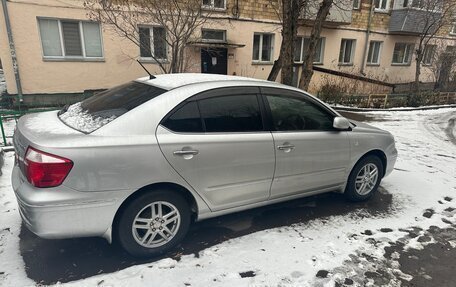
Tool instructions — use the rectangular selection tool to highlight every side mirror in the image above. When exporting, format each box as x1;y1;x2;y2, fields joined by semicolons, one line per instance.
333;117;351;130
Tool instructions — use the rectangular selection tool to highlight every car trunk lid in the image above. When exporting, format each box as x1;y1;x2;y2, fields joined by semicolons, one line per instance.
13;111;82;177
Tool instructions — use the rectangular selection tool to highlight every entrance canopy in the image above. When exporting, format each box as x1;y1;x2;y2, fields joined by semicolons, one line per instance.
188;41;245;49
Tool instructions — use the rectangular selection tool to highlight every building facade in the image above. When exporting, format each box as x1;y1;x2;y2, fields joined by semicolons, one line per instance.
0;0;455;104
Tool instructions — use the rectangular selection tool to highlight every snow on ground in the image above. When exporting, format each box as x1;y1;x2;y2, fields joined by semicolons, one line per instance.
1;118;17;147
0;108;455;287
0;152;34;286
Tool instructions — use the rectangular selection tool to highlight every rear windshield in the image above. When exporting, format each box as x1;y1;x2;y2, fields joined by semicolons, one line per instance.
59;81;166;133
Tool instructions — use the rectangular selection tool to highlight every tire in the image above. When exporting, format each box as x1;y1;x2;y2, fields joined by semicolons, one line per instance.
345;155;384;202
115;190;191;257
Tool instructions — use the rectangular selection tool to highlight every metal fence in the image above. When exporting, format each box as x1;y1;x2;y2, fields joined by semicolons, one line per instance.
320;92;456;109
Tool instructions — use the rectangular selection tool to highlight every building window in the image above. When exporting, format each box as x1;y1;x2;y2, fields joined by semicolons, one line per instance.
404;0;442;10
392;43;414;65
202;29;226;42
367;41;382;65
423;44;436;65
38;18;103;59
353;0;361;9
374;0;389;11
451;23;456;35
294;37;325;64
339;39;356;65
202;0;225;9
253;33;274;63
139;26;167;60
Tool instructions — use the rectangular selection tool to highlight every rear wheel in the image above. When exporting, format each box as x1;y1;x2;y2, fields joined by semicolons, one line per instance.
345;155;383;202
116;190;191;257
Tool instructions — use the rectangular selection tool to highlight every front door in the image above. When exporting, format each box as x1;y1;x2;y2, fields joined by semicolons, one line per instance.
261;88;350;199
201;48;228;75
156;87;275;211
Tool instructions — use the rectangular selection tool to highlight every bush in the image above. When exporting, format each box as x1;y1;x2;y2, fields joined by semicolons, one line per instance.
317;83;345;104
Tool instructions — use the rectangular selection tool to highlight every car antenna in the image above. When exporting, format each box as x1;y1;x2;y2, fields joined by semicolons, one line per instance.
136;60;156;79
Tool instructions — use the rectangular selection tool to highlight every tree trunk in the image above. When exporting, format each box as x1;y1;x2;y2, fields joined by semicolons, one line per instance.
414;50;423;94
298;0;333;90
281;0;299;86
268;53;283;81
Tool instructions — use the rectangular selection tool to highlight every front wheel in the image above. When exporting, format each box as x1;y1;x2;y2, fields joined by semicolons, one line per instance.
345;156;383;202
116;190;191;257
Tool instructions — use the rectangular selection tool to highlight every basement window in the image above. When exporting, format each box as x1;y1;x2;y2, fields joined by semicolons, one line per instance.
38;18;103;60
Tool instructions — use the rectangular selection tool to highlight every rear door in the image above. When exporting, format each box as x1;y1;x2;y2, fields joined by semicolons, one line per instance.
156;87;275;211
261;87;350;199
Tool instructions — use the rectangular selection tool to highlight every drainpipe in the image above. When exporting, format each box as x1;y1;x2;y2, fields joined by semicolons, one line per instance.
2;0;23;102
360;0;375;75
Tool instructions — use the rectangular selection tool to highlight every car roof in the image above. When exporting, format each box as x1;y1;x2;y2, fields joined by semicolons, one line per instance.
135;73;269;90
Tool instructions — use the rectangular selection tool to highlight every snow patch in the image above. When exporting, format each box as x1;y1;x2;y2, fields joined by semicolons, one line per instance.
59;103;116;133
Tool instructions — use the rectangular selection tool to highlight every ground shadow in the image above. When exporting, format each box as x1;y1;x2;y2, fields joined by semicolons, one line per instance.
20;187;394;284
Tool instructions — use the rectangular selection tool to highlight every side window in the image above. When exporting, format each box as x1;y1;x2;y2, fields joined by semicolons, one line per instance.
162;101;203;133
198;95;263;132
266;95;334;131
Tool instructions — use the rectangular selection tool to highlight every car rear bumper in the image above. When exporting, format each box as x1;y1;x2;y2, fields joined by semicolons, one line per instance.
12;165;131;240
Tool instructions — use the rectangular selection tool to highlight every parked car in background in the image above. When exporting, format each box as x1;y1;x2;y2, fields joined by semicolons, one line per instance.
12;74;397;257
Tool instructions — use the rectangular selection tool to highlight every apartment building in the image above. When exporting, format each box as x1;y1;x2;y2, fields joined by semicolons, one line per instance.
0;0;455;104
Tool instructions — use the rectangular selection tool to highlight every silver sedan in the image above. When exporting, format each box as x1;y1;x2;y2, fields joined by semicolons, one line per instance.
12;74;397;257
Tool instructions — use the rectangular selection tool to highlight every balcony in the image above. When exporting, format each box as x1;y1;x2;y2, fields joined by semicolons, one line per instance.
389;8;442;35
300;2;353;26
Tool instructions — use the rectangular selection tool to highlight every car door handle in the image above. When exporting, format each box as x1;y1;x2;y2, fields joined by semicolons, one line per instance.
173;150;199;156
277;144;295;151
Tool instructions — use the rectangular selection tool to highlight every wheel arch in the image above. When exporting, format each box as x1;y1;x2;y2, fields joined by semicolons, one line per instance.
107;182;199;243
355;149;387;178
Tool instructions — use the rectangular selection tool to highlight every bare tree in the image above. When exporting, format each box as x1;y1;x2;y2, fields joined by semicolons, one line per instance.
298;0;334;90
84;0;209;73
412;0;456;93
281;0;300;85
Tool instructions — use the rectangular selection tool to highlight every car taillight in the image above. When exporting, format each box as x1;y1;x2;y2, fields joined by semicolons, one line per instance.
25;147;73;188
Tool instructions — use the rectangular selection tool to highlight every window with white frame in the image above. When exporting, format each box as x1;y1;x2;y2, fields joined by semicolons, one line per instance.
294;37;325;64
423;44;436;65
367;41;382;65
252;33;274;63
405;0;442;10
353;0;361;9
139;26;167;60
339;39;356;65
374;0;390;11
38;18;103;59
451;23;456;35
202;29;226;42
202;0;225;9
392;43;414;65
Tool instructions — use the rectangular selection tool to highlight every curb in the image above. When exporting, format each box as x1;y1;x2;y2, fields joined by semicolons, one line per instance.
0;147;14;176
332;104;456;112
1;146;14;152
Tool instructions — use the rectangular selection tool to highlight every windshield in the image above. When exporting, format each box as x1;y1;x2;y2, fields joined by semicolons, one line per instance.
59;81;167;133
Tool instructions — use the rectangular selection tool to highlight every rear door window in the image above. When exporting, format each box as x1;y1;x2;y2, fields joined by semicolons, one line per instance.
198;95;263;133
59;81;166;133
162;101;203;133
